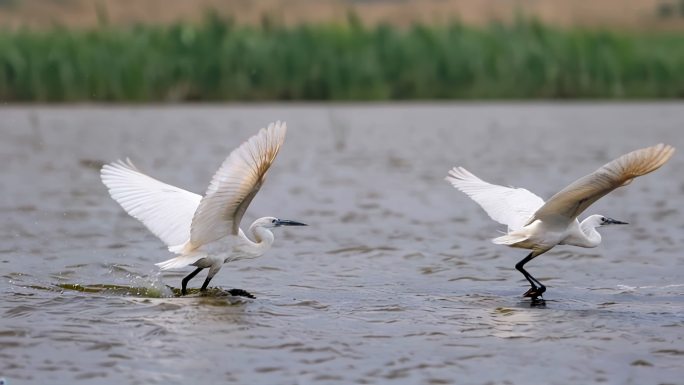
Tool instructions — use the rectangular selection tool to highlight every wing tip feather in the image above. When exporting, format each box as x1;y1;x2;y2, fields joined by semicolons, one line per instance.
630;143;675;176
445;166;481;186
264;120;287;145
100;158;139;178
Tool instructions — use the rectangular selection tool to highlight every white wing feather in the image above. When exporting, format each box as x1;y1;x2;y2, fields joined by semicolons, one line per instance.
100;159;201;249
188;121;287;250
446;167;545;231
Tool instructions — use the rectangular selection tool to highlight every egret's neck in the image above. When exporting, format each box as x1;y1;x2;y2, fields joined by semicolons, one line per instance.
238;221;275;256
578;217;602;248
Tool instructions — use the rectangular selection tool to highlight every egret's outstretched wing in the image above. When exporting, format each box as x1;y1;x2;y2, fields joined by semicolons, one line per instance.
189;121;287;249
100;159;202;248
446;167;545;231
529;143;675;226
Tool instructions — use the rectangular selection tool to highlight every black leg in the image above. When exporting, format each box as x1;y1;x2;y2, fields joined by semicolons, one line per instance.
181;267;203;296
200;275;213;292
515;252;546;299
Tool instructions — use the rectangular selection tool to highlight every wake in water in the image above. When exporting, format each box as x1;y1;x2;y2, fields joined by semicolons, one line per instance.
9;263;255;300
54;283;255;299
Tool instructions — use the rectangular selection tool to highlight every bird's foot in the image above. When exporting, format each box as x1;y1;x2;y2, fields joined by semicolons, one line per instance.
530;297;546;308
228;288;256;299
522;285;546;299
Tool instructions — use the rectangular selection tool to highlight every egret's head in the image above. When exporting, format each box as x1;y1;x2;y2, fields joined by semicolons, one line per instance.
257;216;308;229
597;215;629;227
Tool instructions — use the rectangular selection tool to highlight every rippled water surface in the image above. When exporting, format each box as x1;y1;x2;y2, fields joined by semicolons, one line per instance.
1;104;683;384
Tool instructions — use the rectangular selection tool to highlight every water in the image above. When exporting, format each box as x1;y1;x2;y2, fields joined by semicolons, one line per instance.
1;104;683;385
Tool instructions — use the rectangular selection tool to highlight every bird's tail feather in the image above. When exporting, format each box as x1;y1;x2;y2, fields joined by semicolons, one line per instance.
168;240;195;255
156;254;205;270
492;233;528;245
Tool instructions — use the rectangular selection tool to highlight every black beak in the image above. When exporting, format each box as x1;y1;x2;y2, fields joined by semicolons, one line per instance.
605;218;628;225
276;219;308;227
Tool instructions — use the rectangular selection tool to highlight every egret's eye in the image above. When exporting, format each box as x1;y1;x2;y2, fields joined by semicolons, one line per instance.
272;219;277;224
601;217;607;222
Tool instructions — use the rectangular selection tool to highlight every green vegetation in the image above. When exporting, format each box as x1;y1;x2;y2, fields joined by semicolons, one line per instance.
1;15;683;101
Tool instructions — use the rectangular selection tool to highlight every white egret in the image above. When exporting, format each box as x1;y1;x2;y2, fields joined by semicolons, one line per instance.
446;143;675;300
100;121;306;297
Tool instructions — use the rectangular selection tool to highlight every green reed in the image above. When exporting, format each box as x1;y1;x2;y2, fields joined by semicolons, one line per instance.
0;15;683;101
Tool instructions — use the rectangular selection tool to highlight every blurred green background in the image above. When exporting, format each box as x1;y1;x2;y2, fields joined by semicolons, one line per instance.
1;0;684;101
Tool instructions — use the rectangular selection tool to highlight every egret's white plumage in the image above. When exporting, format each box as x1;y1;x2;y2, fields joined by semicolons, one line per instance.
99;158;202;249
446;143;675;300
445;167;545;232
101;121;307;296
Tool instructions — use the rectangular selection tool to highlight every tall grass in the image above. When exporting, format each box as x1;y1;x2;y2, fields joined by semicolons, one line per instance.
0;15;683;101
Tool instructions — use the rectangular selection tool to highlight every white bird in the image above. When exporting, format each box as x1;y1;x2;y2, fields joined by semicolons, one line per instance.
100;121;306;297
446;143;675;300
